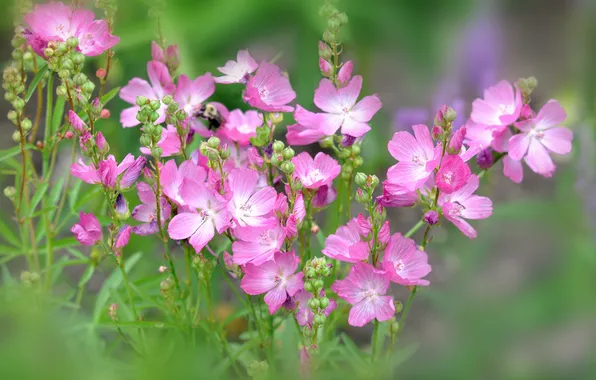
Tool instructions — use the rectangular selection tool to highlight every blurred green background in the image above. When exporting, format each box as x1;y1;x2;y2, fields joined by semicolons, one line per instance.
1;0;596;379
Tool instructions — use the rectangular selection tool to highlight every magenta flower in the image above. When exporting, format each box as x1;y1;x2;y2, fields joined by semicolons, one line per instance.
232;223;286;265
167;184;230;253
174;73;216;136
160;160;207;205
120;61;175;127
313;75;381;137
23;2;119;57
337;61;354;86
471;80;522;127
113;225;132;250
286;106;329;146
131;182;171;236
71;212;102;246
243;61;296;112
331;263;395;327
295;290;337;327
292;152;341;189
70;158;100;184
438;175;493;239
387;124;440;191
71;154;143;189
322;218;369;263
228;168;276;227
140;125;181;157
435;155;472;194
312;185;337;209
382;233;431;286
377;181;419;208
240;251;304;315
221;109;263;146
151;41;180;68
215;50;258;84
509;100;573;177
68;110;86;132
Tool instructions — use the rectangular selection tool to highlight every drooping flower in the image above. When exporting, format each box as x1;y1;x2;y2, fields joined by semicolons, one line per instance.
435;155;471;194
313;75;381;137
68;110;86;132
227;168;276;227
131;182;171;236
387;124;439;191
232;223;286;265
331;263;395;327
23;2;119;57
243;61;296;112
70;154;144;189
471;80;522;127
322;218;369;263
382;233;431;286
221;109;263;146
438;175;493;239
71;212;102;246
113;225;132;250
240;251;304;315
377;181;419;208
167;184;230;253
292;152;341;189
295;290;337;327
509;100;573;177
215;50;258;84
312;184;337;209
120;61;175;127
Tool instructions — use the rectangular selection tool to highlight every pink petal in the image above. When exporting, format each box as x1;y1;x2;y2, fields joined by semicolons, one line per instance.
341;117;371;137
188;222;215;252
508;133;531;161
120;106;141;128
371;296;396;322
348;300;377;327
525;139;555;177
461;195;493;219
338;75;362;109
350;95;382;122
541;127;573;155
168;213;205;240
314;79;342;113
535;99;567;130
503;155;524;183
264;286;287;315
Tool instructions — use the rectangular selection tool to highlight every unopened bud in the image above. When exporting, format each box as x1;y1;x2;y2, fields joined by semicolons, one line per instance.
136;96;148;106
282;147;295;160
149;100;161;111
476;148;494;170
354;172;367;187
207;136;220;148
12;130;21;142
424;210;439;226
272;140;285;152
96;68;106;79
64;131;74;139
318;41;332;60
269;112;283;125
100;109;110;119
4;186;16;199
281;161;295;174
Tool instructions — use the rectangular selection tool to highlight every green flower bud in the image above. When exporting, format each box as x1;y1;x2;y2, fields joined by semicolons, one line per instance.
351;144;361;155
12;130;21;143
304;281;314;293
313;279;324;291
23;52;33;61
58;69;70;79
7;110;17;122
394;301;403;314
12;98;25;111
323;30;336;44
66;37;79;48
306;269;316;279
328;17;341;31
220;147;231;160
11;50;23;61
162;95;173;105
318;41;332;60
4;92;16;102
353;156;363;168
73;73;87;86
282;147;295;160
136;96;148;106
319;297;330;309
206;149;220;161
389;320;400;334
21;118;32;131
269;112;283;125
308;298;320;310
369;175;379;189
320;136;334;148
313;314;326;326
354;172;367;187
140;135;151;147
43;48;54;57
337;12;349;25
149;111;160;123
82;81;95;94
11;36;25;48
272;140;285;153
72;53;85;65
3;186;16;199
56;85;67;97
151;147;163;158
207;136;220;148
175;110;187;121
61;58;74;70
160;277;174;292
149;100;161;111
280;161;294;174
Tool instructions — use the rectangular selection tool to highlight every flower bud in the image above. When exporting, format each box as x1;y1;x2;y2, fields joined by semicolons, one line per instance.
220;147;231;160
304;281;314;293
323;30;336;44
149;100;161;111
354;172;367;187
149;111;160;123
72;53;85;65
476;148;494;170
337;12;348;25
351;144;360;155
4;92;16;102
328;17;341;31
96;68;106;79
281;161;295;174
175;109;187;121
100;109;111;119
82;81;95;94
7;110;17;122
516;76;537;99
162;95;173;105
56;85;67;97
319;297;330;309
269;112;283;125
21;118;32;131
114;193;130;220
424;210;439;226
320;136;334;148
4;186;16;199
318;41;332;60
447;126;466;154
64;131;74;139
313;314;326;326
319;57;333;77
308;298;320;310
136;96;148;106
43;47;54;57
432;125;443;140
282;147;295;160
207;136;220;148
66;36;79;48
435;105;456;128
353;156;363;168
61;58;74;70
272;140;285;152
12;98;25;111
394;301;403;314
12;130;21;142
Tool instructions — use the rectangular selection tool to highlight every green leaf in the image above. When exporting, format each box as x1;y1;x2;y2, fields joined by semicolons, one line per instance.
100;86;120;105
27;182;49;218
25;64;49;102
340;333;367;366
40;237;78;251
78;264;95;287
0;217;20;247
0;144;35;163
51;95;66;135
1;265;16;286
68;180;83;212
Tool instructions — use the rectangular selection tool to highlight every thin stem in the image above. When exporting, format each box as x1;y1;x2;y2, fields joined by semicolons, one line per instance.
118;258;140;321
29;58;44;144
371;320;380;362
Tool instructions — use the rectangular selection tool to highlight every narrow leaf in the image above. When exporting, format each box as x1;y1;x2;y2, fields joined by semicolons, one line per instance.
51;95;66;134
100;86;120;105
78;264;95;287
25;64;49;102
0;217;20;247
28;182;49;217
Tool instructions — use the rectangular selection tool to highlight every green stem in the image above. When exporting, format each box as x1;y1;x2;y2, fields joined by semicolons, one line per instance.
118;259;140;321
371;320;380;362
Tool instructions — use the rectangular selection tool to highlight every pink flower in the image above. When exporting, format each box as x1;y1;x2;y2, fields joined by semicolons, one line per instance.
70;158;100;184
314;75;381;137
471;80;522;127
174;73;216;132
221;109;263;146
331;263;395;327
70;154;143;189
95;132;107;151
232;224;286;265
438;175;493;239
286;106;329;146
131;182;171;236
68;110;86;132
387;124;439;191
435;155;471;194
228;168;276;227
215;50;258;84
319;58;333;76
240;251;304;315
167;184;230;253
292;152;341;189
295;290;337;326
337;61;353;86
448;126;466;153
160;160;207;205
113;225;132;250
509;100;573;177
243;61;296;112
312;185;337;209
140;125;181;157
119;61;175;127
377;181;419;208
151;41;180;69
71;212;102;246
322;218;369;263
23;2;119;57
382;233;431;286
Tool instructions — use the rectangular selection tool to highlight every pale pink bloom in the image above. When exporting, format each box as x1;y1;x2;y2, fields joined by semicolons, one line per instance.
293;193;306;223
160;160;207;205
313;75;381;137
70;158;100;184
509;100;573;177
331;263;395;327
435;155;471;194
167;184;230;253
215;50;258;84
240;251;304;315
113;225;132;250
140;125;181;157
503;155;524;183
464;120;503;150
438;175;493;239
228;168;276;227
221;109;263;146
119;61;175;127
377;181;419;208
387;124;440;191
174;73;216;130
119;156;146;188
71;154;142;189
337;61;353;86
471;80;522;127
247;147;264;168
132;182;171;236
243;61;296;112
68;110;86;132
151;41;180;68
23;2;119;57
292;152;341;189
232;223;286;265
382;233;431;286
286;106;329;146
295;290;337;327
323;218;369;263
71;212;102;246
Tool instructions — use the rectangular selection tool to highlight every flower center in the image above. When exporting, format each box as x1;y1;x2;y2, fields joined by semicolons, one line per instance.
259;87;269;98
306;169;325;183
363;289;378;300
259;231;273;247
441;171;453;184
395;260;406;272
412;155;423;165
274;274;286;287
341;106;351;116
448;201;465;217
497;104;512;115
529;129;545;140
